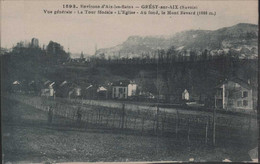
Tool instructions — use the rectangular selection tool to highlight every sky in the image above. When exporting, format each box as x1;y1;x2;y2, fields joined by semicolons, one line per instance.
1;0;258;56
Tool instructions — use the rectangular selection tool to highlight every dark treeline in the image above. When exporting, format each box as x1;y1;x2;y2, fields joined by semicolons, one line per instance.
1;42;257;106
87;46;244;65
101;58;257;103
1;41;70;90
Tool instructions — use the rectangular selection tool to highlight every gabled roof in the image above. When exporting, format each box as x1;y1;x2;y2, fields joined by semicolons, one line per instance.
49;82;55;87
44;80;51;86
43;80;55;87
97;86;107;92
183;89;189;93
216;78;252;90
13;81;20;85
59;81;68;87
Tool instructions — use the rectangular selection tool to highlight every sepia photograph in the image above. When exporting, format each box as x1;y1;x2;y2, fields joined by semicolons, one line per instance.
1;0;259;163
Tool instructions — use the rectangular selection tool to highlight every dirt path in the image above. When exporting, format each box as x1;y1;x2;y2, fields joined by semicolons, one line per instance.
2;98;255;163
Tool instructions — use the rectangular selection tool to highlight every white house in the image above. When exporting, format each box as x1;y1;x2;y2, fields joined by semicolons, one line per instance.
215;78;254;110
41;81;55;97
127;82;137;97
112;81;128;99
182;89;190;101
74;87;81;97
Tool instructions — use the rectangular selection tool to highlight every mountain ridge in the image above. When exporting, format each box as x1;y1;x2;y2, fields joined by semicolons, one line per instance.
95;23;258;59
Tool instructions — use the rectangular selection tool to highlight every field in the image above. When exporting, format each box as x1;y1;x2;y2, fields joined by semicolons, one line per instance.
2;97;257;163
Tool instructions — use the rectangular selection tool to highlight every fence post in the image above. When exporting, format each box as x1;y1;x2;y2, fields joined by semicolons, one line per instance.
112;110;115;127
205;117;209;144
248;114;252;132
153;116;156;133
161;111;166;135
106;111;109;127
212;107;216;146
134;116;137;130
125;112;128;129
121;104;125;129
98;108;101;123
91;112;94;124
176;109;179;139
156;106;159;134
142;116;145;135
188;118;190;145
100;109;103;124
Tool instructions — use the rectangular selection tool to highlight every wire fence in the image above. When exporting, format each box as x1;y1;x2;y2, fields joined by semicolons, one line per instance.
7;94;258;146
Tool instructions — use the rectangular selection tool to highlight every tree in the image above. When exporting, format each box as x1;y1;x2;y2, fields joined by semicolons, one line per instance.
190;50;196;62
46;41;70;63
80;52;84;59
202;49;208;61
167;46;176;63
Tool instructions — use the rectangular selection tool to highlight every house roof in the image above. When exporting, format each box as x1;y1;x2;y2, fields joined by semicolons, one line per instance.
183;89;189;93
59;81;68;87
49;82;55;87
216;78;252;90
112;80;129;87
13;81;20;85
58;81;89;89
97;86;107;92
43;80;55;87
44;80;51;86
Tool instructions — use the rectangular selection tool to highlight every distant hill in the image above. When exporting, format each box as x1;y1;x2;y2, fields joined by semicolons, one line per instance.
96;23;258;59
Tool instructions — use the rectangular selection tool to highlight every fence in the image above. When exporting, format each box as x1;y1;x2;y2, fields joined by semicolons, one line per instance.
7;94;258;146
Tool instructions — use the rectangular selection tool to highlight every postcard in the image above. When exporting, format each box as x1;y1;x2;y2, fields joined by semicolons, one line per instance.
1;0;258;163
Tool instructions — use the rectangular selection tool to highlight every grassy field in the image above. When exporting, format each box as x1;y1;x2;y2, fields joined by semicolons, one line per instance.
2;98;256;163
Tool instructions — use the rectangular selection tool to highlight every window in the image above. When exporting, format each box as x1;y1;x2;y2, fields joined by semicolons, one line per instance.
243;100;248;106
119;88;123;93
235;91;241;99
114;88;116;92
237;101;242;107
228;99;234;106
243;91;248;98
216;90;222;97
123;88;126;92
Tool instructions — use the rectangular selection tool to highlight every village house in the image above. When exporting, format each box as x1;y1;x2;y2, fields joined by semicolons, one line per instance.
215;78;255;110
41;80;55;97
112;80;139;99
112;81;128;99
81;84;98;99
12;80;21;92
28;80;37;94
127;81;138;97
69;85;82;99
56;81;85;99
56;81;69;98
182;89;190;101
97;86;108;99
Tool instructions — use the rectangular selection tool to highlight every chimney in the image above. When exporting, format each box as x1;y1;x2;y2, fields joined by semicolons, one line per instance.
248;79;251;85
